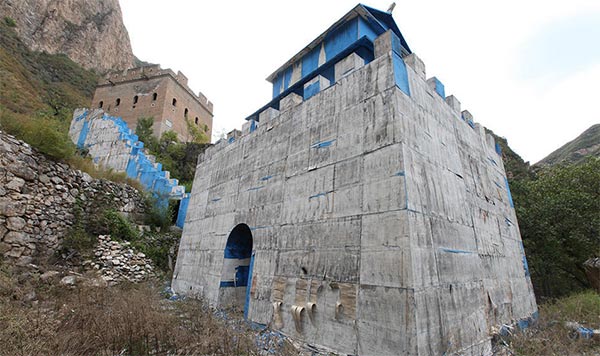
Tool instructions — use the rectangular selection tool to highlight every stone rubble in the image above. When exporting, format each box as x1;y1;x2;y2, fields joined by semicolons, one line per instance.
92;235;155;284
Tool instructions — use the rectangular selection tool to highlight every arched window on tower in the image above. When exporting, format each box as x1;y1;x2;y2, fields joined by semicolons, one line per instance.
194;117;199;125
184;108;189;119
172;98;177;106
98;101;103;108
133;95;139;104
152;93;158;101
115;98;121;106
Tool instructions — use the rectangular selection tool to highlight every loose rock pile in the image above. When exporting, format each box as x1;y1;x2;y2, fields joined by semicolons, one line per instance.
0;131;146;265
92;235;155;284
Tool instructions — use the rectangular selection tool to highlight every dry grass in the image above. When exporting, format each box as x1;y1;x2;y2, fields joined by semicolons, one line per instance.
0;266;261;356
67;154;144;191
508;291;600;355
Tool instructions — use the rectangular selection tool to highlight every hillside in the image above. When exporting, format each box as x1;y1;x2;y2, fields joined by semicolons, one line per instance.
485;128;533;181
0;19;98;158
535;124;600;167
0;0;134;72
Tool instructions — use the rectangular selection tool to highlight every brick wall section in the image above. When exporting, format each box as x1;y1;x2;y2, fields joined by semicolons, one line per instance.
92;65;213;142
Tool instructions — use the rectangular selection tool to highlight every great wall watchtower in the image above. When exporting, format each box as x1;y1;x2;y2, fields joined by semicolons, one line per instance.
172;5;538;355
92;65;214;142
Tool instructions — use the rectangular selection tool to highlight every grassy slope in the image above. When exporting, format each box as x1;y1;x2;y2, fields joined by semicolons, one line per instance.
535;124;600;167
0;20;98;160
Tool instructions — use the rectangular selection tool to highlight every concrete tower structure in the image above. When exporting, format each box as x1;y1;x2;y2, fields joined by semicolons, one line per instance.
173;5;537;355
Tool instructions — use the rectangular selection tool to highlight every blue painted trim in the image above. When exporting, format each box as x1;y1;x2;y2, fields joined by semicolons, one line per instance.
393;171;405;177
311;139;336;149
432;77;445;98
504;177;514;208
304;81;321;100
244;252;255;320
250;226;270;231
439;248;473;254
467;119;476;129
250;37;374;121
211;197;221;202
488;157;498;166
259;175;274;181
309;191;332;199
250;119;257;133
392;53;411;96
76;118;91;148
175;194;190;228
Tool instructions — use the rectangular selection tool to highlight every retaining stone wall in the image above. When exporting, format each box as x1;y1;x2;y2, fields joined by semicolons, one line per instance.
0;131;146;266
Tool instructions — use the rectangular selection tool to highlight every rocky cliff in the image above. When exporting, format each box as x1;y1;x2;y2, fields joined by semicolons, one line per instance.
0;0;134;72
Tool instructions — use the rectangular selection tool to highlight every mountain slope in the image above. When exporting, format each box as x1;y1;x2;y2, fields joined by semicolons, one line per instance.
535;124;600;167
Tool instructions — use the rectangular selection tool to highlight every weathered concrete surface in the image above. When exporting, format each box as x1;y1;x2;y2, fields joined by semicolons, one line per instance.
173;29;537;356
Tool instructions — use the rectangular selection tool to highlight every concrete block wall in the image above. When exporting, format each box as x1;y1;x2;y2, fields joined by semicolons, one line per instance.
173;29;537;355
69;109;187;215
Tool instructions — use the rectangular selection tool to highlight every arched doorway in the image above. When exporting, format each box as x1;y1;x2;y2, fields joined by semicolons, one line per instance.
220;224;254;317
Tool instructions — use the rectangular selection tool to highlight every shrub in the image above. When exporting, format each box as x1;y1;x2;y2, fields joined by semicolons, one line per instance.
102;209;139;242
3;17;16;27
0;110;75;160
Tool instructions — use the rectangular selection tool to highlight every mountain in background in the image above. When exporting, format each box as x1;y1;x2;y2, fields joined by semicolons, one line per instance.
0;0;134;72
535;124;600;168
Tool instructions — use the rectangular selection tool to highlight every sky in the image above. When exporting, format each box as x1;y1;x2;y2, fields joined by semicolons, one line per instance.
119;0;600;164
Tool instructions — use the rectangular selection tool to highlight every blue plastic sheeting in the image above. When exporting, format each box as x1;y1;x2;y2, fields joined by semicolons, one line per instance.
176;193;190;228
439;248;473;254
495;142;503;155
304;81;321;100
504;177;514;208
432;77;445;98
311;139;336;149
517;318;530;330
392;53;411;96
577;326;595;339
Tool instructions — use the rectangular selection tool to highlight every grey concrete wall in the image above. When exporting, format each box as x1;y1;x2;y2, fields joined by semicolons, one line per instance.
173;31;537;355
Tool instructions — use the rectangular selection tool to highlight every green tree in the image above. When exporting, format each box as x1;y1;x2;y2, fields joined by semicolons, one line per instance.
514;158;600;299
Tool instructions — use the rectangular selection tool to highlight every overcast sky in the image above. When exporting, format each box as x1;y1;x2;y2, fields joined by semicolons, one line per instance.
120;0;600;164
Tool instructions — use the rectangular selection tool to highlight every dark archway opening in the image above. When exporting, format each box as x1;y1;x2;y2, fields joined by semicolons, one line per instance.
220;224;254;315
